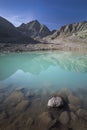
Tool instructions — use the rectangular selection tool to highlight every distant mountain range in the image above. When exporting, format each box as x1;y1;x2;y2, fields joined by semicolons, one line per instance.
0;16;87;44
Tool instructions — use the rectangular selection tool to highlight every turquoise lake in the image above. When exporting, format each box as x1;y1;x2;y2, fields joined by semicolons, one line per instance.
0;51;87;91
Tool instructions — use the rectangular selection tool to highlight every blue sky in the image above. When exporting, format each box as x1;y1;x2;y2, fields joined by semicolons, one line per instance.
0;0;87;30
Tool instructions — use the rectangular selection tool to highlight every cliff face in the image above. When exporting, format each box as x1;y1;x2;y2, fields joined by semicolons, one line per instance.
17;20;51;38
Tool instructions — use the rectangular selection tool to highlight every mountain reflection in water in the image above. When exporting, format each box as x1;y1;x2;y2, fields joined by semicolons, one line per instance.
0;51;87;90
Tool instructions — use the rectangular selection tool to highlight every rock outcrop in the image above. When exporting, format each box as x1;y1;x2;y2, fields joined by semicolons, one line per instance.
68;95;81;106
59;111;69;124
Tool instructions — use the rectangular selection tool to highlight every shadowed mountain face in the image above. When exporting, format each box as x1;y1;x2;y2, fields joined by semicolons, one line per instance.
0;16;20;37
17;20;52;38
0;16;36;44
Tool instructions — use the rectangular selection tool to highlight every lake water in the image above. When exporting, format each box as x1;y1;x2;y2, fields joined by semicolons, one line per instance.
0;51;87;90
0;51;87;130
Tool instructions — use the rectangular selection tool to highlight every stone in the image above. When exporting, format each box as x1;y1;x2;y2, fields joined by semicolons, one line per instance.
5;90;24;105
59;111;69;124
76;109;87;120
38;112;57;130
15;100;30;112
26;118;34;126
70;118;87;130
26;91;34;98
68;95;81;106
39;112;52;124
0;111;8;120
70;112;78;121
69;104;80;112
47;96;63;108
15;87;27;94
57;88;72;103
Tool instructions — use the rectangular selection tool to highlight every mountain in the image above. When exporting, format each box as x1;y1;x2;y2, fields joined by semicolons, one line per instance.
56;21;87;35
0;16;87;46
17;20;51;38
43;21;87;44
0;16;36;44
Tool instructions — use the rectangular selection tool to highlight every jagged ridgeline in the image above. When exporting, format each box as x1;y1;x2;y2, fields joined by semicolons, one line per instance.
0;16;37;44
17;20;52;38
44;21;87;44
0;16;87;44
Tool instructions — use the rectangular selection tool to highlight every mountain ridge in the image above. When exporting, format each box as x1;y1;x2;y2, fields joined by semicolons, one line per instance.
0;16;37;44
0;16;87;45
17;20;52;38
43;21;87;44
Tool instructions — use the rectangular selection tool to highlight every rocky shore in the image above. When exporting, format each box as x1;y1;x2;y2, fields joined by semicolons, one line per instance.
0;86;87;130
0;43;87;53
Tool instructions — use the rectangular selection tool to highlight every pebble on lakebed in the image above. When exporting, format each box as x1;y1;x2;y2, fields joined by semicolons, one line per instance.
47;96;64;108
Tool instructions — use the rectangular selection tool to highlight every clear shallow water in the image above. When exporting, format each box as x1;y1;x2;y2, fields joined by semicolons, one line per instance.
0;51;87;130
0;51;87;91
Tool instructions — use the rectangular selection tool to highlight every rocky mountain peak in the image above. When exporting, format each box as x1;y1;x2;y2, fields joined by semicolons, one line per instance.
28;20;40;25
17;20;51;38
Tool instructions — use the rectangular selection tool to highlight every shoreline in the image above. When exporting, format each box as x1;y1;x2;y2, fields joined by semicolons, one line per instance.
0;43;87;53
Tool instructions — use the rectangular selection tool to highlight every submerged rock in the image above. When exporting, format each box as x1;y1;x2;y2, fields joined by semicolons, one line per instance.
15;87;27;94
68;95;81;106
47;96;63;108
26;91;34;98
39;112;52;124
15;100;30;112
76;109;87;120
38;112;57;130
26;118;34;126
0;111;8;120
70;112;78;121
69;104;80;112
59;111;69;124
5;90;24;106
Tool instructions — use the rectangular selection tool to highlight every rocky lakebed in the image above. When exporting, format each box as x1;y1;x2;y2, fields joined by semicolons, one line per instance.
0;86;87;130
